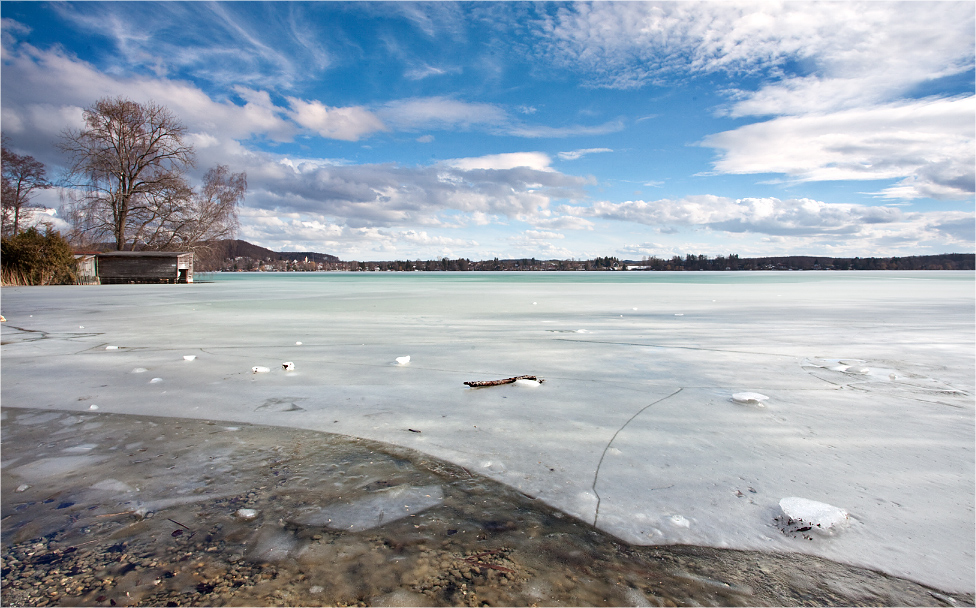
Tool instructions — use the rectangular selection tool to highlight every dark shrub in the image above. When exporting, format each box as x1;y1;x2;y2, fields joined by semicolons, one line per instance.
1;227;77;285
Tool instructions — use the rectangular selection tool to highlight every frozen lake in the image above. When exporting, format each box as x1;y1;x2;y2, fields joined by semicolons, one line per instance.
2;271;973;593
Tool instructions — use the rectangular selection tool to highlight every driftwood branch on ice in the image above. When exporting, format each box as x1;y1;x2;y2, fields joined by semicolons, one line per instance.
464;375;544;388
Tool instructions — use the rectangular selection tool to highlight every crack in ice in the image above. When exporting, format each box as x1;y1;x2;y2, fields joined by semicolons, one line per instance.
591;388;683;527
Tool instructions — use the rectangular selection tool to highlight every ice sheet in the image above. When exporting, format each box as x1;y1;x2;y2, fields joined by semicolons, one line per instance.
1;271;973;592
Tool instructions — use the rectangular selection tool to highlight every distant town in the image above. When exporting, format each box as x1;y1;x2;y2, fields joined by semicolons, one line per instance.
202;240;975;273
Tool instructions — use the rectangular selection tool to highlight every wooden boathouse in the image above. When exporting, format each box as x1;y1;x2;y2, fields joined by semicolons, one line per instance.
87;251;194;284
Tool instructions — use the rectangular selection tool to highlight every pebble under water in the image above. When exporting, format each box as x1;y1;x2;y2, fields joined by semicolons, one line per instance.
2;407;971;607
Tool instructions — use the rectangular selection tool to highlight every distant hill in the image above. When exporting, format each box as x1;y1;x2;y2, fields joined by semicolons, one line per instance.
195;239;339;271
211;239;339;264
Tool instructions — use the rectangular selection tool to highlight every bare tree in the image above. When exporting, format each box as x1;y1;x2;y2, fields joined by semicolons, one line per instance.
128;165;246;252
59;97;195;250
2;135;52;237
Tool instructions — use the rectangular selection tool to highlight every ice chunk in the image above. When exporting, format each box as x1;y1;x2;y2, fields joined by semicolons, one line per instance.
395;356;410;365
89;404;99;410
576;329;588;333
674;313;684;316
183;355;196;361
514;378;542;388
12;455;109;480
289;485;443;532
236;508;258;520
149;378;163;384
15;484;29;492
252;366;270;373
732;392;769;405
132;368;148;373
296;341;303;345
778;497;848;535
282;361;295;371
105;345;119;350
92;479;136;493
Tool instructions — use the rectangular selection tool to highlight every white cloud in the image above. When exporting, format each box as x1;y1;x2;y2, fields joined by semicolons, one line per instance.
379;96;508;131
535;2;975;201
287;98;388;141
508;120;624;138
702;97;975;200
535;3;974;93
519;230;565;240
558;147;613;161
441;152;553;172
574;195;974;251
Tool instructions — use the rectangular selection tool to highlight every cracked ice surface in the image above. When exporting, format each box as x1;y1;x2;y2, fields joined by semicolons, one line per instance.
1;271;973;592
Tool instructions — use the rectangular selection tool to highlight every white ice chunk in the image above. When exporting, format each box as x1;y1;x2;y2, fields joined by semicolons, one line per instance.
289;485;443;532
282;361;295;371
674;313;684;316
92;479;136;493
149;378;163;384
514;378;541;388
296;341;303;345
236;508;258;520
732;392;769;405
576;329;588;333
183;355;196;361
395;356;410;365
89;404;99;410
106;345;119;350
779;497;849;533
15;484;30;492
252;366;270;373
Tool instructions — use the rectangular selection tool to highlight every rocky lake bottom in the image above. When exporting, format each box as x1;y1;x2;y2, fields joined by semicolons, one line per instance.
2;407;971;608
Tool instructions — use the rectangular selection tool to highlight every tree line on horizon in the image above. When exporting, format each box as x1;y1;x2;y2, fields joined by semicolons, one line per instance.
204;241;975;273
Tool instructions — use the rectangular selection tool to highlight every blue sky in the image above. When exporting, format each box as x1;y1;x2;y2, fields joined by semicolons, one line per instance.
2;2;973;260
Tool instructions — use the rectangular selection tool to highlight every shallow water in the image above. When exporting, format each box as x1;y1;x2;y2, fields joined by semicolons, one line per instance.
2;407;970;607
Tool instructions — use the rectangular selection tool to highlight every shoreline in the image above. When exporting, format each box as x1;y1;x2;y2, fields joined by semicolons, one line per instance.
2;407;972;607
